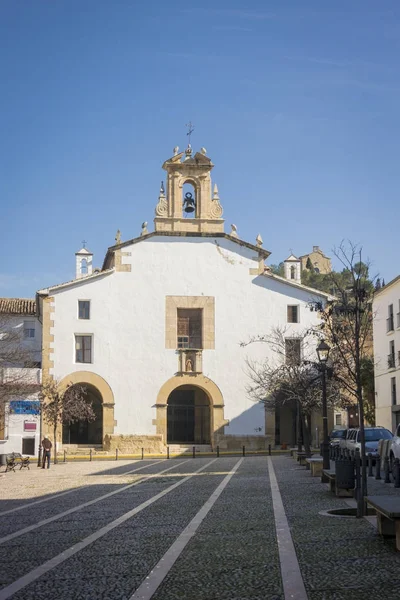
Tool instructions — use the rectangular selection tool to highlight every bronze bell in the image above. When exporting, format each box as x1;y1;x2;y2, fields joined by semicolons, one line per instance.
183;192;196;214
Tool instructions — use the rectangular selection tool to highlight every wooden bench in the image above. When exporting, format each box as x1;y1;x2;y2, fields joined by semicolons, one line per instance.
365;496;400;550
306;457;323;476
5;453;30;473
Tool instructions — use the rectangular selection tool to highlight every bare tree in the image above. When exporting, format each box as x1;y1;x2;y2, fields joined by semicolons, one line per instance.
40;378;95;463
315;241;375;511
243;327;341;457
0;315;40;410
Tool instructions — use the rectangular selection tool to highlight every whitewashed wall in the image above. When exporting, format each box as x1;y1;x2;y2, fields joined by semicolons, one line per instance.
373;279;400;431
50;236;326;438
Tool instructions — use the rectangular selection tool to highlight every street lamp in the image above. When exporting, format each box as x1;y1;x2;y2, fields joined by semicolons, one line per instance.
317;340;331;470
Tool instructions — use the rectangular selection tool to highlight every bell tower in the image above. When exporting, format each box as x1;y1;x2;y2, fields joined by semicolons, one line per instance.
154;144;224;233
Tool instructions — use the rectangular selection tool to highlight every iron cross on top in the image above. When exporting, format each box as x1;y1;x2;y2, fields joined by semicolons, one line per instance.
185;121;195;144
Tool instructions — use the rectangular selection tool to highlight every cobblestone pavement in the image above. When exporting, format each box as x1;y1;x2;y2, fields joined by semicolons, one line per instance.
0;456;400;599
274;455;400;600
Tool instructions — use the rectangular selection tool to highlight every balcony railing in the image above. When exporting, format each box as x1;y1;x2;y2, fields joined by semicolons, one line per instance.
387;316;394;332
388;354;396;370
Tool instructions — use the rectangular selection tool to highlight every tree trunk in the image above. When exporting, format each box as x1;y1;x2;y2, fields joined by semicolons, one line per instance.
297;401;303;453
300;410;312;457
53;424;58;464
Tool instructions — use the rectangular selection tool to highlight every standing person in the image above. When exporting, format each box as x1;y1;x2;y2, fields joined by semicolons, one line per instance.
41;435;52;469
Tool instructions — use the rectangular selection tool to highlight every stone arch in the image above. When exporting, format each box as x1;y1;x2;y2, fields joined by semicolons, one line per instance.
180;177;200;218
57;371;115;445
155;374;228;447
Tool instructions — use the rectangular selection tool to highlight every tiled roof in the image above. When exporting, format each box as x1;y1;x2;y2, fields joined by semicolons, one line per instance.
0;298;36;315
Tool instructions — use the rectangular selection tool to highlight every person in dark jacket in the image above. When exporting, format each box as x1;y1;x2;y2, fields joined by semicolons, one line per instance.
41;436;52;469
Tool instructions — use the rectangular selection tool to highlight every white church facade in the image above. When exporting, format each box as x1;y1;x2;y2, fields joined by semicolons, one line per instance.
37;144;330;453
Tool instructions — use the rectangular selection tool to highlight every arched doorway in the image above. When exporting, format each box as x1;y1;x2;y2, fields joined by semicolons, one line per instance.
62;384;103;445
167;385;210;444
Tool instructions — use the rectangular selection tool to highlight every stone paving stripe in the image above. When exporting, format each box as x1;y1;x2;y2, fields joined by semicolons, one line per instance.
267;457;308;600
0;488;79;517
129;457;243;600
120;460;164;476
0;458;217;600
0;460;188;546
0;460;164;517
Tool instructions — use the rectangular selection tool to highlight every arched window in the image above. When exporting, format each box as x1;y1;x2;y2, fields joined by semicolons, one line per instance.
290;265;296;279
81;258;88;275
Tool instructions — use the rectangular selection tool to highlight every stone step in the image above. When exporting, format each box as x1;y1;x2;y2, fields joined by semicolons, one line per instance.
167;444;212;453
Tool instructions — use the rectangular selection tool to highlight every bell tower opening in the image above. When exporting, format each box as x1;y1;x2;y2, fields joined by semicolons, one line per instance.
182;182;197;218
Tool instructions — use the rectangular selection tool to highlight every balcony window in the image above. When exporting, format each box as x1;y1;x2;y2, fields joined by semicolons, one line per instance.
391;377;397;406
285;338;301;365
387;304;394;332
75;335;92;363
388;341;396;369
177;309;202;349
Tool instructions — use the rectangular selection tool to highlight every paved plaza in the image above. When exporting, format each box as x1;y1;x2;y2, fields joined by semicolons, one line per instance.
0;455;400;599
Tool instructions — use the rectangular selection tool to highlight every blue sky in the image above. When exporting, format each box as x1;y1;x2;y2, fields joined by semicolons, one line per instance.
1;1;399;297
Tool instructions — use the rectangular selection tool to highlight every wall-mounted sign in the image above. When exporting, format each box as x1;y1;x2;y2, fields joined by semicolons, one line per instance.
24;421;37;431
9;400;40;415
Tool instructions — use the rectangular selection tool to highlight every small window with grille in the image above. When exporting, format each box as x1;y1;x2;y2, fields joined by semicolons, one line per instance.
287;305;299;323
177;309;202;349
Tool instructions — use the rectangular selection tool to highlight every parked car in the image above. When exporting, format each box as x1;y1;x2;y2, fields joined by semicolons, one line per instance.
389;423;400;471
346;426;393;459
329;429;347;447
340;428;356;451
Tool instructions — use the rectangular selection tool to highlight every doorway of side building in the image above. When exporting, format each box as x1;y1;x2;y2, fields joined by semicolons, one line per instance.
167;385;210;444
62;384;103;445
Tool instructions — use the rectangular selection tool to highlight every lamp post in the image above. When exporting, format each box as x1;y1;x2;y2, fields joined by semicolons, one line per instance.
317;340;331;470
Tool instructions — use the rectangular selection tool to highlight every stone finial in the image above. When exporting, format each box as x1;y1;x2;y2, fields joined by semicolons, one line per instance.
256;233;263;247
184;144;193;160
141;222;148;236
160;181;165;196
115;230;121;245
200;147;207;155
173;146;179;156
213;183;219;200
230;224;239;238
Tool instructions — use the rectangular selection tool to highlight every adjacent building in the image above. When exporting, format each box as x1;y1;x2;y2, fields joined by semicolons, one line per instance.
373;275;400;431
0;298;42;456
36;144;331;454
299;246;332;274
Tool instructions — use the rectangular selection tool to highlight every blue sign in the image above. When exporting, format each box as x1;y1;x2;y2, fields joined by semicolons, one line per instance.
9;400;40;415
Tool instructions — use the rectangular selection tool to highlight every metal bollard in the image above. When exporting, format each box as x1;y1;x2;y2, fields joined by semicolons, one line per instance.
354;450;361;503
384;456;391;483
193;446;196;459
90;449;92;462
116;448;118;461
394;458;400;489
375;456;381;480
217;445;220;458
268;444;271;456
141;448;144;460
368;453;373;477
242;445;245;457
167;446;170;459
64;450;66;463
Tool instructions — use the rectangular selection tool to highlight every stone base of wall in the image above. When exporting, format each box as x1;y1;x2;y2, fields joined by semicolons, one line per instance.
103;434;166;454
214;434;272;451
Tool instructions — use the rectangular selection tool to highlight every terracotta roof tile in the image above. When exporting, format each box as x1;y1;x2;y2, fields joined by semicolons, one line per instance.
0;298;36;315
